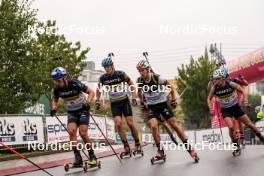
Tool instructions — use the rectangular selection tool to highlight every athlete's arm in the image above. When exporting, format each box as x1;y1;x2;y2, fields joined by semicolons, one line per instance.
207;86;215;112
51;88;59;110
96;79;102;101
167;81;176;101
124;72;137;99
86;87;95;104
137;88;144;104
128;80;137;99
51;98;59;111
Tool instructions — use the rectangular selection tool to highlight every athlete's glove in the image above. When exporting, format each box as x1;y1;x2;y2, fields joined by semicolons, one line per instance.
95;100;101;110
132;98;137;107
50;109;57;117
82;103;90;111
171;99;177;109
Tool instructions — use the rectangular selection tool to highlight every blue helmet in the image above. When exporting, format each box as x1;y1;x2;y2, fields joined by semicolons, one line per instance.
101;57;113;67
51;67;67;80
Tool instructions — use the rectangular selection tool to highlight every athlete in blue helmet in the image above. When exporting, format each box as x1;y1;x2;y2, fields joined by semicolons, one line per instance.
50;67;97;167
96;58;142;157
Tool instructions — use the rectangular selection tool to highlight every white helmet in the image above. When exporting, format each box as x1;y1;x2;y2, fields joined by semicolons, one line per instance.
213;69;224;79
136;60;150;70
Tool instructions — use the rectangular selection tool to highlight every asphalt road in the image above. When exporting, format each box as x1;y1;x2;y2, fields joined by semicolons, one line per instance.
14;145;264;176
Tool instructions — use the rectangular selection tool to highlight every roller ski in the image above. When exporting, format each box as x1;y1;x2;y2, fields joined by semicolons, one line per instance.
120;143;132;159
64;152;87;172
151;149;166;165
132;143;144;157
232;143;241;157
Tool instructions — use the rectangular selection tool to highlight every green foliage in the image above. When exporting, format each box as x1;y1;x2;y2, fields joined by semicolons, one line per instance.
177;48;215;128
246;94;261;122
0;0;89;113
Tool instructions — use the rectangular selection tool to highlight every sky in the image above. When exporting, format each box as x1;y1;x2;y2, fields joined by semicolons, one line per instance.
32;0;264;80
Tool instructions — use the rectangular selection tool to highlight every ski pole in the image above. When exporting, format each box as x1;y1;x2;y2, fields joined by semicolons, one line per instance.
54;114;90;159
215;105;224;144
89;113;122;164
0;142;54;176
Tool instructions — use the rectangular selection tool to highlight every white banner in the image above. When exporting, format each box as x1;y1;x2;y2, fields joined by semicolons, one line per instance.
0;116;44;145
46;116;69;144
46;115;115;143
105;117;115;140
195;127;231;144
88;116;106;140
256;121;264;136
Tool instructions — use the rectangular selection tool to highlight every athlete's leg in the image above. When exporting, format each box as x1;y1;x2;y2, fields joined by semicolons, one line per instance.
224;117;237;142
238;114;264;143
68;114;82;166
126;116;140;144
114;116;128;144
167;117;187;140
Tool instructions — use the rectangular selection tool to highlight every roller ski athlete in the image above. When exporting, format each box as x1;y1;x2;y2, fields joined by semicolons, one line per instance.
50;67;100;172
136;60;199;164
96;57;142;159
221;65;248;149
141;80;179;146
208;69;264;157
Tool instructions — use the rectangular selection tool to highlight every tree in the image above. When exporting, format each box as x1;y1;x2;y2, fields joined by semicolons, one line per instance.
0;0;89;113
177;48;215;128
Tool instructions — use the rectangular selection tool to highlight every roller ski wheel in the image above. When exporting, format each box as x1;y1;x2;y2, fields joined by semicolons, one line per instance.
232;149;241;157
63;162;84;172
83;162;88;172
64;163;70;172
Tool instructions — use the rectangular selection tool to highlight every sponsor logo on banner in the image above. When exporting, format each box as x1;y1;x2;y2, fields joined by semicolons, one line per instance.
0;118;16;142
115;133;134;143
46;116;69;144
0;116;44;145
22;118;38;142
196;127;231;144
142;133;171;143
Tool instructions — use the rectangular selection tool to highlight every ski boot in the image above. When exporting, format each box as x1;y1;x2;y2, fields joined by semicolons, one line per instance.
190;150;200;163
151;149;166;165
85;154;101;169
64;151;85;172
120;143;132;159
132;143;144;157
